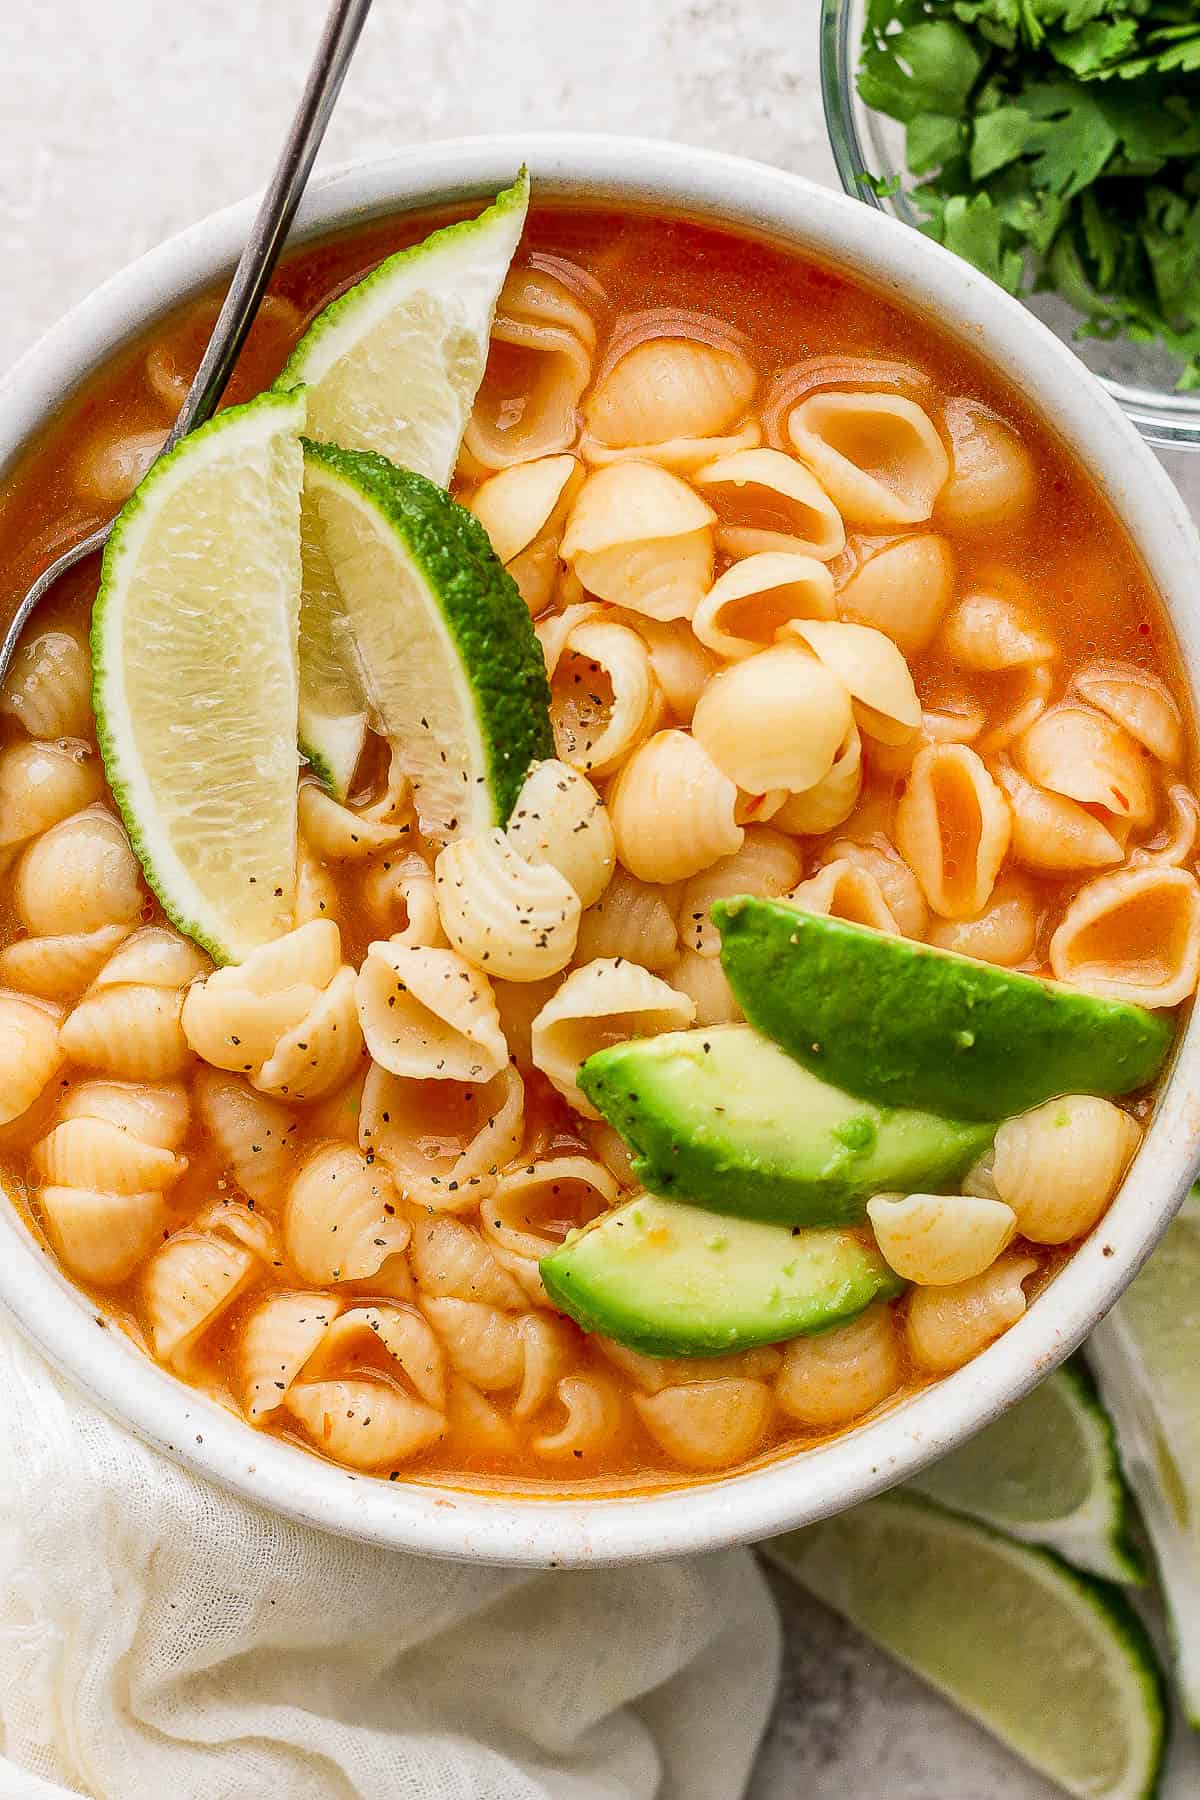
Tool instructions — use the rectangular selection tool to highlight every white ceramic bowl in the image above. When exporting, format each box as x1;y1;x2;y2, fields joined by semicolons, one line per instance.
1;134;1198;1566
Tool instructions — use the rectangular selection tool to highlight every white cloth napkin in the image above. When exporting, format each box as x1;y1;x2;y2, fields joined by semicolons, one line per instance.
0;1325;780;1800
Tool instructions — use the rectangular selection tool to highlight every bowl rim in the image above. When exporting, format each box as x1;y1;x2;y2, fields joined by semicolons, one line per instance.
1;130;1199;1566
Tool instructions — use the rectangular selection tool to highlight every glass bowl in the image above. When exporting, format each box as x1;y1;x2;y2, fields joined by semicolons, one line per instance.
819;0;1200;453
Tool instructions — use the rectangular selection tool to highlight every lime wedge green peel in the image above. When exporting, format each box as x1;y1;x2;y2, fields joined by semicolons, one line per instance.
768;1493;1167;1800
1090;1188;1200;1724
92;389;306;963
907;1360;1144;1585
278;173;529;799
300;440;551;837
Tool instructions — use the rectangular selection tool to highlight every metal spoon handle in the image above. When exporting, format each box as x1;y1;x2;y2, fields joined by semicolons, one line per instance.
1;0;371;679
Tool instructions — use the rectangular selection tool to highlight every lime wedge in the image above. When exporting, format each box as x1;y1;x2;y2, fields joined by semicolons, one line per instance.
1090;1189;1200;1723
92;390;305;962
300;440;551;837
907;1359;1144;1584
768;1493;1166;1800
277;172;529;796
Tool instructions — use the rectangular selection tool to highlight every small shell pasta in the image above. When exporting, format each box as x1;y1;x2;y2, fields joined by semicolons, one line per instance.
583;336;756;455
284;1377;445;1469
788;392;950;527
783;620;921;746
775;1303;903;1427
867;1192;1017;1286
285;1143;411;1285
785;859;900;935
481;1155;618;1263
926;870;1039;967
504;760;614;908
0;629;92;740
693;448;845;560
0;740;103;851
1017;706;1154;828
356;941;508;1080
940;589;1057;671
995;759;1122;873
634;1378;772;1470
239;1292;337;1420
359;1061;525;1208
410;1213;527;1309
463;264;596;469
195;1069;299;1204
73;425;167;510
362;851;443;946
535;1373;624;1458
59;925;206;1080
575;867;681;971
618;614;717;723
1048;866;1200;1007
420;1296;525;1391
294;840;339;927
0;992;63;1124
772;723;863;836
434;828;581;982
693;555;836;662
837;533;954;653
677;828;803;956
967;1096;1141;1245
296;779;412;860
531;958;695;1114
692;645;852;795
548;619;663;777
936;399;1035;532
667;947;744;1025
1073;660;1184;767
0;924;132;1002
820;837;929;939
609;730;743;883
560;462;715;621
468;454;582;613
906;1253;1038;1374
143;1211;266;1368
894;744;1012;919
15;805;143;936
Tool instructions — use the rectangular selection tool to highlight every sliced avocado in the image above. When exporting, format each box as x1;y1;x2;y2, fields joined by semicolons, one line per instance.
578;1026;993;1226
540;1193;903;1355
716;899;1174;1123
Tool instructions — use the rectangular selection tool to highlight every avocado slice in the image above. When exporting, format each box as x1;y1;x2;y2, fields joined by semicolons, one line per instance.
716;899;1174;1123
540;1193;903;1355
578;1026;994;1226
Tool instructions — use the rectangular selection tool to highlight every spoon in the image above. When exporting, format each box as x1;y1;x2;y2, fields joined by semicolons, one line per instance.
0;0;373;685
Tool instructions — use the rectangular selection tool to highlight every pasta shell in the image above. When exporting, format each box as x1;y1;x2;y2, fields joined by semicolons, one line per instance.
530;957;695;1115
0;924;132;1001
1049;865;1200;1007
821;836;929;940
16;806;143;935
285;1143;410;1285
584;337;756;450
761;354;934;446
0;740;103;850
303;1303;448;1411
785;859;900;936
692;553;836;660
772;723;863;837
994;759;1122;874
905;1253;1038;1374
837;533;954;653
1073;660;1184;767
693;448;845;560
434;828;582;982
667;948;744;1025
618;614;717;723
775;1303;903;1428
534;1373;624;1457
561;462;715;621
867;1192;1017;1286
33;1116;183;1193
598;1337;780;1393
445;1376;519;1456
936;399;1035;532
462;264;596;469
73;426;167;510
61;985;190;1082
788;392;950;527
549;618;662;776
0;992;63;1125
195;1070;300;1204
255;965;364;1102
355;942;507;1082
503;761;615;910
634;1378;772;1470
284;1378;445;1469
482;1155;619;1262
693;645;851;794
420;1296;525;1390
362;851;442;947
143;1232;258;1366
976;664;1054;757
575;867;681;971
240;1291;336;1419
1017;706;1154;827
783;620;921;746
514;1314;578;1422
1132;783;1200;870
59;1077;190;1149
926;870;1039;967
297;780;412;859
359;1061;525;1209
468;454;579;565
940;590;1057;671
410;1213;527;1310
968;1095;1141;1246
608;730;743;883
40;1186;166;1285
677;828;803;956
895;744;1012;918
0;629;92;740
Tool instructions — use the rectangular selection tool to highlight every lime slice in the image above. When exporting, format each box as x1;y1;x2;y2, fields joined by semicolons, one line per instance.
92;390;305;962
300;440;552;837
1090;1189;1200;1723
768;1493;1166;1800
277;172;529;797
907;1359;1144;1584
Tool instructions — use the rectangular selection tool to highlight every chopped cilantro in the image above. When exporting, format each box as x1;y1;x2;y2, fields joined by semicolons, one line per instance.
858;0;1200;387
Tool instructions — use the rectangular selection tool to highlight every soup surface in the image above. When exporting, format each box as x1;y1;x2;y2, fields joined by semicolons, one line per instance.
0;200;1195;1494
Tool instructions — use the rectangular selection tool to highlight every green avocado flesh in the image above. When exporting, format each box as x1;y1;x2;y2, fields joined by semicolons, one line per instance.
577;1026;994;1226
716;900;1174;1123
540;1193;904;1355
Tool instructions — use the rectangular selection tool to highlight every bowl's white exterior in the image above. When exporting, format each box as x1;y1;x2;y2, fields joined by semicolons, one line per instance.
1;134;1197;1567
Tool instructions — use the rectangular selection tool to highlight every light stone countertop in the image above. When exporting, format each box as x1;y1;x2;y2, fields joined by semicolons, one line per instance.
3;4;1199;1796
